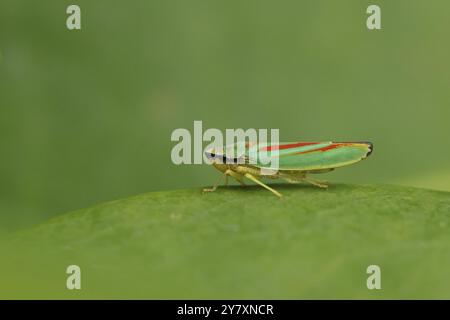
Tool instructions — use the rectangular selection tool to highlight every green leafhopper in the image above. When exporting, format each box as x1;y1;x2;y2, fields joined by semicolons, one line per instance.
204;141;373;197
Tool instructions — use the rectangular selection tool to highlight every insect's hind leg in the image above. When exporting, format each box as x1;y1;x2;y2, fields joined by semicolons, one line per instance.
278;171;306;184
302;176;329;189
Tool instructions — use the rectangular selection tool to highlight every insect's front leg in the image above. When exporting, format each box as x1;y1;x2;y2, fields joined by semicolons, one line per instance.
203;169;245;193
203;172;227;193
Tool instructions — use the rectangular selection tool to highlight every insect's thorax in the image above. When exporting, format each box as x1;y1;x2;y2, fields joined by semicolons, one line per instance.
212;161;264;177
211;162;230;173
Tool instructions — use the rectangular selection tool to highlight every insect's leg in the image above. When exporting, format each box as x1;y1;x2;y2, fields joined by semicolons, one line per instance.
226;169;246;186
203;170;245;193
303;176;328;189
279;172;304;184
280;176;300;184
244;173;282;198
203;172;228;193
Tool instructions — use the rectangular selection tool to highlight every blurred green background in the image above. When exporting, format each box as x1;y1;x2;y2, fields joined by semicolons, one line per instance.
1;0;450;233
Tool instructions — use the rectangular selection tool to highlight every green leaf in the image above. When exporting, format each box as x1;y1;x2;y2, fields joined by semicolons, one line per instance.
396;169;450;192
2;184;450;299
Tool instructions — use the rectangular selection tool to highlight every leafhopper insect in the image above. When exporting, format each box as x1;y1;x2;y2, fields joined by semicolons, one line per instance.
204;141;373;197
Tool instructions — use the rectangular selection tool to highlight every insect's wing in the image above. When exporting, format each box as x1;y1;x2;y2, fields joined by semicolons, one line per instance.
246;141;373;171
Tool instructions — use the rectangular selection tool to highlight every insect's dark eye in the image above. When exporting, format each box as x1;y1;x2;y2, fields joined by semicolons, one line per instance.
210;152;215;158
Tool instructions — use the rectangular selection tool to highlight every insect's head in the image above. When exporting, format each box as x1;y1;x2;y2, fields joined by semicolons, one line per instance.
205;145;245;164
205;147;222;161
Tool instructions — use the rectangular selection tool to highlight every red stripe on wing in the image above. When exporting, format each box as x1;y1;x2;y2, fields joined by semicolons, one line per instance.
295;142;354;155
262;142;321;151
